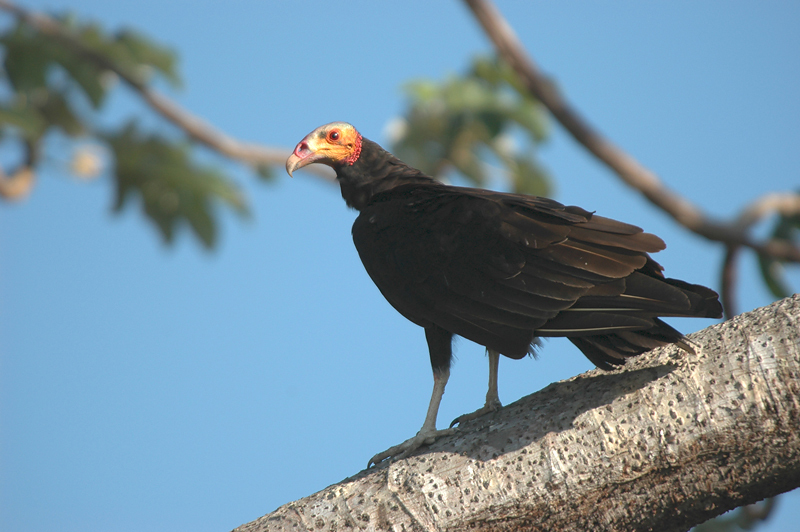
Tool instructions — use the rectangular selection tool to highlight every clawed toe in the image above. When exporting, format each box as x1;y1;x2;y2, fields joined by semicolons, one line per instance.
450;399;502;428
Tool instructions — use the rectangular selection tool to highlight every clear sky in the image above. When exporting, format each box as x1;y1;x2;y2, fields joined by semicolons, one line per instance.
2;2;799;531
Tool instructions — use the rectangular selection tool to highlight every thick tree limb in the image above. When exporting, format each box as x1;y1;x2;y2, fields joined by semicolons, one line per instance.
236;295;800;532
462;0;800;265
0;0;335;183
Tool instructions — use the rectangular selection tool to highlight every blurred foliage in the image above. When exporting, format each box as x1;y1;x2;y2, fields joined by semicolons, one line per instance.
0;13;246;247
255;163;276;182
692;499;776;532
392;56;551;196
757;204;800;299
106;123;247;248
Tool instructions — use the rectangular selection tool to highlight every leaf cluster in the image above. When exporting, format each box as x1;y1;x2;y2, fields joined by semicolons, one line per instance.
392;56;550;196
107;124;247;247
0;14;246;247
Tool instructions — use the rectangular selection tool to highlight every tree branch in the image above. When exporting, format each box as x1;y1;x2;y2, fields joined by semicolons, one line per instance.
234;295;800;531
0;0;335;182
462;0;800;265
721;245;741;319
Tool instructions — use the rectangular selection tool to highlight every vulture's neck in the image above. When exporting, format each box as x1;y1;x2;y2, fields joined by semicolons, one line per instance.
334;138;438;211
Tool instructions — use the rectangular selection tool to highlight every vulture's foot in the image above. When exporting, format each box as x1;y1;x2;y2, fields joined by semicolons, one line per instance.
368;427;457;468
449;397;502;428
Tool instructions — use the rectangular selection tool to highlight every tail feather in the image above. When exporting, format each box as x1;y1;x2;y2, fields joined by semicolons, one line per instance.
568;272;723;318
568;318;690;370
662;277;723;318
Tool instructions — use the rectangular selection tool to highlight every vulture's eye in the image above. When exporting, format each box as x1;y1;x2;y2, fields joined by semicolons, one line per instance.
328;130;340;142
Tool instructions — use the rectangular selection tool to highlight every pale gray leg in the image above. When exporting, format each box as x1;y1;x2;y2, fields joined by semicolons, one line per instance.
450;349;502;427
368;367;457;467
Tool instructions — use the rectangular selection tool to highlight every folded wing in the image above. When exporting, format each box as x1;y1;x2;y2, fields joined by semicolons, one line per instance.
352;184;722;367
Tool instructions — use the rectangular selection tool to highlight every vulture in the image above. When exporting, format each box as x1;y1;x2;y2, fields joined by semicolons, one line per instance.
286;122;722;467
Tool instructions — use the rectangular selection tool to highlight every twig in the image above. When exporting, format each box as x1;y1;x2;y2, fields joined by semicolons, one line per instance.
721;245;740;319
462;0;800;264
736;192;800;229
0;0;335;182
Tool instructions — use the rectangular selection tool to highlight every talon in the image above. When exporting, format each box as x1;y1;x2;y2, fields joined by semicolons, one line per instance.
450;399;502;428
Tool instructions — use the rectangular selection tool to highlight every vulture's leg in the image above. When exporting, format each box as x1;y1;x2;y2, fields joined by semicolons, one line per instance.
450;349;502;427
367;326;457;467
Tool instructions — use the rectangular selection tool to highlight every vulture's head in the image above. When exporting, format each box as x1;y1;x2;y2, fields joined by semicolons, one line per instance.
285;122;362;177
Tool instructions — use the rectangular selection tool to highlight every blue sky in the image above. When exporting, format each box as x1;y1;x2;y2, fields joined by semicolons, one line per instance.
1;2;799;531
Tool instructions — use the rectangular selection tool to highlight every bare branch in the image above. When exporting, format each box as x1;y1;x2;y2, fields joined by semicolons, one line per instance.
462;0;800;264
736;192;800;229
721;245;740;319
0;0;335;183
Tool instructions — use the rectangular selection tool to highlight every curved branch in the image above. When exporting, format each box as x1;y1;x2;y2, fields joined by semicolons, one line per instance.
0;0;335;183
735;192;800;229
462;0;800;264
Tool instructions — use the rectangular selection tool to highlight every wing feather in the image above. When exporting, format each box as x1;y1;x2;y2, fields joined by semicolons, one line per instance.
352;183;719;361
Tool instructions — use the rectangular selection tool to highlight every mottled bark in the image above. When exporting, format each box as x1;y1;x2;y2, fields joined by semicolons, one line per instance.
236;295;800;532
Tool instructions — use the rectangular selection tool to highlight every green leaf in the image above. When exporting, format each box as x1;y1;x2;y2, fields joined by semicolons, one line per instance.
39;91;84;136
0;90;84;141
1;25;52;93
0;100;48;139
114;29;181;88
106;123;248;248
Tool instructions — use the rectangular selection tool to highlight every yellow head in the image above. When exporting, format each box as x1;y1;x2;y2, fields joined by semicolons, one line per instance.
285;122;363;177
